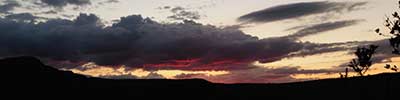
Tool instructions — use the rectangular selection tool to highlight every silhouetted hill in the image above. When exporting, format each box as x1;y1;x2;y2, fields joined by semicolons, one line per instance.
1;56;211;88
1;56;399;100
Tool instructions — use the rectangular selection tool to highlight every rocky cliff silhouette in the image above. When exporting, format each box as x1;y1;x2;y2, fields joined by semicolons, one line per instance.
1;56;399;100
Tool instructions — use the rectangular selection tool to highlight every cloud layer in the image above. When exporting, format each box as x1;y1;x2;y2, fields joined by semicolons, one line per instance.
0;0;20;14
238;1;367;23
1;0;389;83
175;66;341;83
287;20;363;39
159;6;201;21
39;0;91;8
0;0;117;15
0;13;355;71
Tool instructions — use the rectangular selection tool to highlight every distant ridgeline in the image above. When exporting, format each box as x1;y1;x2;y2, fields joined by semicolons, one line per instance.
0;56;399;100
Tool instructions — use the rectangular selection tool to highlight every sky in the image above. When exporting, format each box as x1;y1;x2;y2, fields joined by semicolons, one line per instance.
0;0;399;83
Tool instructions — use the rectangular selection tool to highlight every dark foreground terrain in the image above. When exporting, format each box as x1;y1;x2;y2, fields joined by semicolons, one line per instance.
1;56;399;100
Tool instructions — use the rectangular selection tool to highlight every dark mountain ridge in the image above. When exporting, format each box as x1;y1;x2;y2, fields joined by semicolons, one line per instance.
1;56;399;100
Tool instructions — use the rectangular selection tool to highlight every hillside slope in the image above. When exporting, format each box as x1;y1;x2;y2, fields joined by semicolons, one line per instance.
1;56;399;100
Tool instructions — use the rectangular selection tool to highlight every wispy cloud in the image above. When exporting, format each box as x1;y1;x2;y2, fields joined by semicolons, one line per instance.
0;0;20;14
175;66;342;83
0;0;118;15
287;20;364;39
238;1;368;23
159;6;201;21
39;0;91;8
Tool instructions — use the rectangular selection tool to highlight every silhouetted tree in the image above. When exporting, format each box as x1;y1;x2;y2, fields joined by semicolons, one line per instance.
339;68;348;78
347;45;379;76
374;0;400;71
375;1;400;54
385;64;398;72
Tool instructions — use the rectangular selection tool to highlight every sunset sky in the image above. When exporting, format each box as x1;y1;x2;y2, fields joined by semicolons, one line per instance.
0;0;399;83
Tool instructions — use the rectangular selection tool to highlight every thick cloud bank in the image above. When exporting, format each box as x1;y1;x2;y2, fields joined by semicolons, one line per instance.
0;13;351;70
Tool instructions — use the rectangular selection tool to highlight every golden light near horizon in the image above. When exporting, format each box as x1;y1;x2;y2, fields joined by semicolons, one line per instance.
68;52;398;83
70;62;230;79
253;51;354;69
292;57;400;80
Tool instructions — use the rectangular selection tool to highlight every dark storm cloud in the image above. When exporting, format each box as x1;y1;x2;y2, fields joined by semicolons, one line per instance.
287;20;363;39
0;13;358;71
0;0;20;14
39;0;91;7
238;1;368;23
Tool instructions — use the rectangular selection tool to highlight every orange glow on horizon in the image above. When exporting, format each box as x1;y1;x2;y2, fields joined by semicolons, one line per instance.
69;56;399;83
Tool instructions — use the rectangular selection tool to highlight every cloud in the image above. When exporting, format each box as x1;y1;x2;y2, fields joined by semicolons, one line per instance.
143;72;166;79
4;13;48;22
0;0;20;14
102;0;119;4
0;14;318;70
238;1;368;23
0;0;113;20
99;74;139;79
175;66;341;83
97;0;119;5
334;40;399;68
287;20;363;39
160;6;201;21
287;39;400;59
0;0;115;15
0;1;389;83
41;10;58;14
99;72;165;79
39;0;91;8
0;13;364;71
106;0;119;3
288;42;360;57
71;65;166;79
